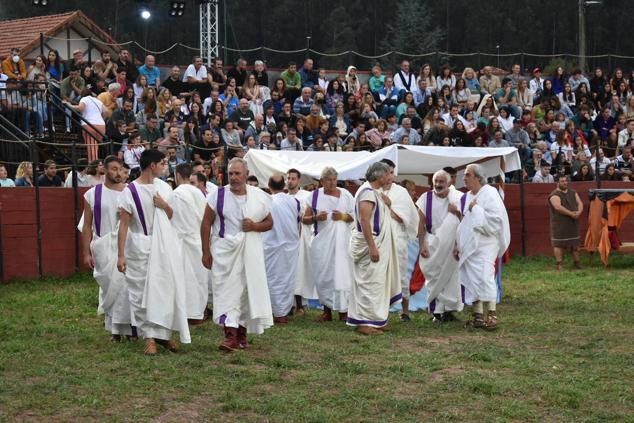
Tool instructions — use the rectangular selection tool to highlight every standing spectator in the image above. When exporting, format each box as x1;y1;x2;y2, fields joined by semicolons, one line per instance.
0;164;15;187
14;161;34;187
60;66;86;131
64;89;107;161
38;160;63;187
46;49;64;90
2;48;26;80
137;55;160;88
548;174;583;270
479;66;501;96
115;49;138;85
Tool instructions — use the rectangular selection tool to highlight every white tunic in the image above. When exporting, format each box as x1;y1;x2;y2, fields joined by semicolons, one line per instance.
307;188;355;312
347;184;400;327
457;184;510;304
416;189;464;313
263;193;301;317
84;184;131;335
119;179;191;343
172;183;210;320
291;189;317;300
208;185;273;334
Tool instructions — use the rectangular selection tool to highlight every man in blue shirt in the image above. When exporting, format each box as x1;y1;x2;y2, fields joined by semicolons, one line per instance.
292;87;314;118
37;160;63;187
137;55;160;88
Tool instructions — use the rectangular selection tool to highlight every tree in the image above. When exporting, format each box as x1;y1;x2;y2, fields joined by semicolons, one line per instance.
381;0;443;55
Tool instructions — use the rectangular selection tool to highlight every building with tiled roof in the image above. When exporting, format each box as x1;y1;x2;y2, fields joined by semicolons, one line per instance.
0;10;119;61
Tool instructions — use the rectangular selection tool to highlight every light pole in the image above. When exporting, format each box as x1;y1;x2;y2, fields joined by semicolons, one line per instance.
140;9;151;50
578;0;602;72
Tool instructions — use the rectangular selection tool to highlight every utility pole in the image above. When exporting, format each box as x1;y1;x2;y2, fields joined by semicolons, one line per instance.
578;0;586;72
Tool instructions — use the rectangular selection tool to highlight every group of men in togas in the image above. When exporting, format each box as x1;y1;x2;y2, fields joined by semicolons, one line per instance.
81;149;510;355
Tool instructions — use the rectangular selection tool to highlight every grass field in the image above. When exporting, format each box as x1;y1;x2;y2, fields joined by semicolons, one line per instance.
1;255;633;422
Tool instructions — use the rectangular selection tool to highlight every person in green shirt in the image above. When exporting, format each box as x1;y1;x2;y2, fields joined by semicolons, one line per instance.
280;61;302;103
494;77;521;119
60;66;85;131
139;116;163;147
368;64;386;93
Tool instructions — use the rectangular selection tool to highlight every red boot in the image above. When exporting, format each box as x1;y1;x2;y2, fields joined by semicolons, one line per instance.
219;326;239;352
237;325;248;350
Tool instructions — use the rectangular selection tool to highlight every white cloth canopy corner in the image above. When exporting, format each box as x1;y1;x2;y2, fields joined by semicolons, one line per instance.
244;145;519;188
244;145;398;185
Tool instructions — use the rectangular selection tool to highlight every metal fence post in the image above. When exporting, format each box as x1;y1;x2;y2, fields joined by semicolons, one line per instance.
31;141;43;278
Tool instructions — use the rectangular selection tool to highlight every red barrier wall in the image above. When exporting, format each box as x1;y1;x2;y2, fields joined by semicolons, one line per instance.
1;183;633;282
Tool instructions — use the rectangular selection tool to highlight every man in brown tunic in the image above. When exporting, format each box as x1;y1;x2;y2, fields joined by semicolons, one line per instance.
548;174;584;270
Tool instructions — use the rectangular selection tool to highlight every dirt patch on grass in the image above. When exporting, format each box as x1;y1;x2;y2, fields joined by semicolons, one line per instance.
156;396;214;423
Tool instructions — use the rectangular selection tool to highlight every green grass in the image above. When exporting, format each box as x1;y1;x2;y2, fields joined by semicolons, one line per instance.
1;255;634;422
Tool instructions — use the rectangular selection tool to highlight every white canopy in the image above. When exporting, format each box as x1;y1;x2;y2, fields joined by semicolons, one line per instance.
244;145;520;187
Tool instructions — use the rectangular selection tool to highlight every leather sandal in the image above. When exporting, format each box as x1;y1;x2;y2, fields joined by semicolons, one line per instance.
465;313;485;330
484;311;498;331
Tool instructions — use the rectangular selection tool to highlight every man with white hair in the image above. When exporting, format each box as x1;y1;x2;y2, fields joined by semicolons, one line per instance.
394;59;415;94
390;117;421;145
201;158;274;352
97;82;120;116
454;164;510;331
293;87;315;118
302;167;355;322
347;162;400;335
263;173;301;324
379;159;420;322
416;169;464;323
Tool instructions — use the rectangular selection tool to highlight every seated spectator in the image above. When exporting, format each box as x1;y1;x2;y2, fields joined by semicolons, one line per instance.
221;120;242;153
277;101;297;129
366;119;391;148
489;129;510;148
449;120;470;146
158;126;186;160
317;69;329;94
617;118;634;149
137;55;160;88
602;163;621;180
209;57;227;88
97;83;119;117
244;114;266;143
572;163;594;181
441;104;468;129
494;78;521;119
614;146;633;180
479;66;500;96
568;69;590;92
589;148;612;174
299;58;318;90
2;48;27;80
193;128;219;162
368;65;385;94
295;117;314;148
378;77;399;119
399;106;422;133
436;64;456;91
111;99;137;132
497;106;515;133
293;87;314;118
329;103;350;140
414;79;432;107
93;51;117;83
219;84;239;116
230;98;255;132
27;54;49;81
593;107;617;140
14;161;34;187
227;58;248;91
507;64;524;89
0;164;15;187
140;116;162;147
391;117;421;145
451;78;471;107
280;128;303;151
517;79;533;110
462;67;481;98
344;66;361;95
505;119;531;160
107;120;130;155
305;104;325;133
529;68;545;102
38;160;63;187
525;149;546;178
160;66;187;98
251;60;268;88
281;61;302;103
165;146;185;177
184;55;208;87
115;49;138;85
532;161;554;183
354;133;374;151
123;131;145;171
395;92;416;119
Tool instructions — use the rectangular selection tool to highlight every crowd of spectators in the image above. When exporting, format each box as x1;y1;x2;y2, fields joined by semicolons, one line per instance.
1;46;633;185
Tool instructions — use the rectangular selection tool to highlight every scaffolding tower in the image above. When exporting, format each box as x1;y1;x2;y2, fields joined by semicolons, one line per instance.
199;0;219;66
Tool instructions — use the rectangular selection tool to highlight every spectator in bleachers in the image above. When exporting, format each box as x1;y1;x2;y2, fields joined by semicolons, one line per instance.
14;162;34;187
489;129;510;148
590;68;607;99
462;67;481;97
2;48;26;81
0;164;15;187
593;106;617;140
111;99;137;132
299;58;318;90
394;60;415;94
610;68;626;92
568;69;589;92
532;160;553;183
115;70;129;99
219;83;239;116
243;73;268;116
93;51;117;84
115;49;138;85
366;119;391;148
617;118;634;148
494;78;521;119
38;160;62;187
517;79;533;110
451;78;471;107
614;146;633;180
97;83;119;117
280;128;303;151
602;163;620;180
572;163;594;182
63;49;85;78
413;79;431;107
417;63;437;94
230;98;255;132
305;104;324;133
368;65;385;94
27;55;49;81
507;64;523;89
277;101;296;129
138;55;160;89
551;66;566;94
60;66;85;131
227;58;248;90
63;157;90;187
479;66;500;96
344;66;360;95
505;119;531;160
209;57;227;88
280;61;301;102
391;117;420;145
395;91;415;119
289;86;312;120
436;64;456;91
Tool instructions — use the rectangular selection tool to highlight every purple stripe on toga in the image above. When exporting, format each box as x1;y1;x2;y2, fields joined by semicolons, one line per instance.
346;317;388;327
311;189;319;235
94;183;103;237
356;188;380;235
127;183;148;236
460;193;467;215
425;190;433;234
217;186;226;238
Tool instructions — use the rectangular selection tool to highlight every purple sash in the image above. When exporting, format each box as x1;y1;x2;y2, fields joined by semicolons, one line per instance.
295;198;301;231
94;184;103;237
355;188;380;236
460;193;467;215
425;191;433;233
127;183;148;236
311;189;319;235
217;186;226;238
